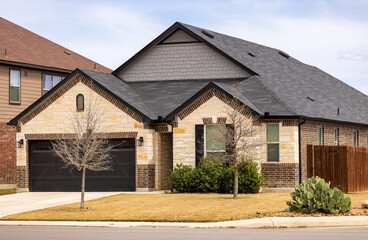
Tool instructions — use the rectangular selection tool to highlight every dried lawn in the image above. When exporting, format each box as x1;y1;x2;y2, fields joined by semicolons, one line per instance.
2;192;367;222
0;189;16;196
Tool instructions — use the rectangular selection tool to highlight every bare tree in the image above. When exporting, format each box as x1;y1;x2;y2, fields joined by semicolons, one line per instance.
223;94;264;199
201;89;264;199
52;94;114;209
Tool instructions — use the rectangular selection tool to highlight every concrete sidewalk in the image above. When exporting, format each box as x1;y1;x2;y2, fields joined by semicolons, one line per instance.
0;216;368;229
0;192;122;218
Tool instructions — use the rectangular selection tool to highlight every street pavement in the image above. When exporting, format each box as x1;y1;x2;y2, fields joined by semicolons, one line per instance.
1;226;368;240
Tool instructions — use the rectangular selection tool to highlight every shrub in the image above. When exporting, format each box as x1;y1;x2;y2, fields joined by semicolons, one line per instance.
238;158;265;193
168;164;197;192
286;176;351;214
169;157;264;194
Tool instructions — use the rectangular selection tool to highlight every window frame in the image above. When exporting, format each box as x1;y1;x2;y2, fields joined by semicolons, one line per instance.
334;128;339;146
204;124;227;156
76;94;84;111
9;68;21;105
266;123;280;162
41;73;66;95
353;130;359;147
317;126;324;146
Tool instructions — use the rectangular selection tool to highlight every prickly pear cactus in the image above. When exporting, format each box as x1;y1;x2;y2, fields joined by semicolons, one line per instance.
286;176;351;214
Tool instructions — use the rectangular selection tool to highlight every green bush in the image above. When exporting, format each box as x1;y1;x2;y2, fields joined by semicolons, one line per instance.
238;158;264;193
169;158;264;194
286;176;351;214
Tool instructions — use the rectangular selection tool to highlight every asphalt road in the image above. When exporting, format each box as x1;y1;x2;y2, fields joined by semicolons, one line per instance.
1;226;368;240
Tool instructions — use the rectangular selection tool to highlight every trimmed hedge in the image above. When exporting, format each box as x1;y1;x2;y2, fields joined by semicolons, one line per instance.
169;158;264;193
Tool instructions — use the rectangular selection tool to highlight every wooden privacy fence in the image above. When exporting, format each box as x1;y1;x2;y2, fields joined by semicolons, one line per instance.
307;145;368;193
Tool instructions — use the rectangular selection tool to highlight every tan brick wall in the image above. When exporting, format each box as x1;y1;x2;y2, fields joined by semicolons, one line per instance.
16;78;158;190
117;43;250;81
300;120;368;181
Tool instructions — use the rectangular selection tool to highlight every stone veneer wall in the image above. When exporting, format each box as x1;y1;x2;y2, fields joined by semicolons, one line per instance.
0;124;17;187
16;76;158;190
300;120;368;181
173;94;299;165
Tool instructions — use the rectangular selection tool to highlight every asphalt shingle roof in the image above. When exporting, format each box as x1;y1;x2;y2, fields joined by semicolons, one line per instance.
180;22;368;125
10;22;368;126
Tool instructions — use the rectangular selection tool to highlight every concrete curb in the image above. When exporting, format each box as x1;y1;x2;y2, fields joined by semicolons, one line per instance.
0;216;368;229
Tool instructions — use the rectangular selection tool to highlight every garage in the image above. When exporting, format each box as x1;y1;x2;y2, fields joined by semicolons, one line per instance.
29;139;136;192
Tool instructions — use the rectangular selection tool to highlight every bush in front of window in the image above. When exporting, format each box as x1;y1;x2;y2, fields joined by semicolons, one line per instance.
169;158;264;194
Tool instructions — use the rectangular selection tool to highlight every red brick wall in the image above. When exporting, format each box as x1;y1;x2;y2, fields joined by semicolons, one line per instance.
137;164;155;189
0;124;16;185
300;120;368;181
261;163;299;188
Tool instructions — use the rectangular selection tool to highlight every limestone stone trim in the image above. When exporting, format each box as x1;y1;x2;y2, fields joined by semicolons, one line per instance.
24;132;138;140
202;117;226;124
178;88;248;120
20;74;143;125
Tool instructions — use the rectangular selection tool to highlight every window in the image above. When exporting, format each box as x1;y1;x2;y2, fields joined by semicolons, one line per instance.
353;130;359;147
335;128;339;146
9;69;20;103
76;94;84;111
205;125;226;158
317;126;324;146
42;74;65;95
266;124;279;162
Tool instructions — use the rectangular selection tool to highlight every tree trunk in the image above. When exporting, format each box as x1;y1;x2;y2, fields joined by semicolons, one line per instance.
233;159;238;199
80;165;86;209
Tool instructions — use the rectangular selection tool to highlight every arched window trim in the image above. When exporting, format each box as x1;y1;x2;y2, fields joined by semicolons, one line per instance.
76;94;84;111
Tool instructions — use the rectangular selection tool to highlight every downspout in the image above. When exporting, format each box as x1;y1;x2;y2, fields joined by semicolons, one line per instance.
298;119;306;184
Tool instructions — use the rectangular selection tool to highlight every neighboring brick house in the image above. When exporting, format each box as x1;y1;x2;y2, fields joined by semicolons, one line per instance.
9;22;368;192
0;17;111;189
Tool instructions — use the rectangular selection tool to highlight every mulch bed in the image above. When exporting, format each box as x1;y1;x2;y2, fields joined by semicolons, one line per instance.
247;208;368;219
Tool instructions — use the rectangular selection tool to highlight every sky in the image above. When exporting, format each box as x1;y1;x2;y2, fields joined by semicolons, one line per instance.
2;0;368;94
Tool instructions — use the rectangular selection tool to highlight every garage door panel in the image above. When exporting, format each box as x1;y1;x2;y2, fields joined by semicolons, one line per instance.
29;139;136;192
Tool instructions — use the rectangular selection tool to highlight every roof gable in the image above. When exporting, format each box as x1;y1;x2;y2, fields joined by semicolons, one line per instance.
9;69;151;125
112;22;257;77
0;17;112;73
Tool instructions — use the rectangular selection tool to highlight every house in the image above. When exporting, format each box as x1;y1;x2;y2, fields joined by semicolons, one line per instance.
0;17;111;190
9;22;368;192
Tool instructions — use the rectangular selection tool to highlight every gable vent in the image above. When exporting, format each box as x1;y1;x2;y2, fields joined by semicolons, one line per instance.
248;52;255;57
202;29;214;38
278;50;290;59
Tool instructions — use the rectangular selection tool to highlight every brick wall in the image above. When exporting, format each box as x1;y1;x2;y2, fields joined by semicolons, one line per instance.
300;120;368;181
117;43;250;81
137;164;155;189
0;124;16;185
261;163;299;188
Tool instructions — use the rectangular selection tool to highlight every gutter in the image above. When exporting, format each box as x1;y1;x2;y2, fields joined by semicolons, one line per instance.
298;119;306;184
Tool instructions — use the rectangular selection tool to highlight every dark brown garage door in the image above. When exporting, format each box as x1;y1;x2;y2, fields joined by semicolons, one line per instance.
29;139;135;192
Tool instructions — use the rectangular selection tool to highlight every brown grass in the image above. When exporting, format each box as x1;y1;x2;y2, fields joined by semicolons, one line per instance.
2;192;367;222
0;189;16;196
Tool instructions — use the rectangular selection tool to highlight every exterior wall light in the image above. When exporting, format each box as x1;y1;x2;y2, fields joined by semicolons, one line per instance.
17;139;24;148
137;137;144;146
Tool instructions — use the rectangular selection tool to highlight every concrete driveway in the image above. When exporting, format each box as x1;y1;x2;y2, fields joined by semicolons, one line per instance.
0;192;121;218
